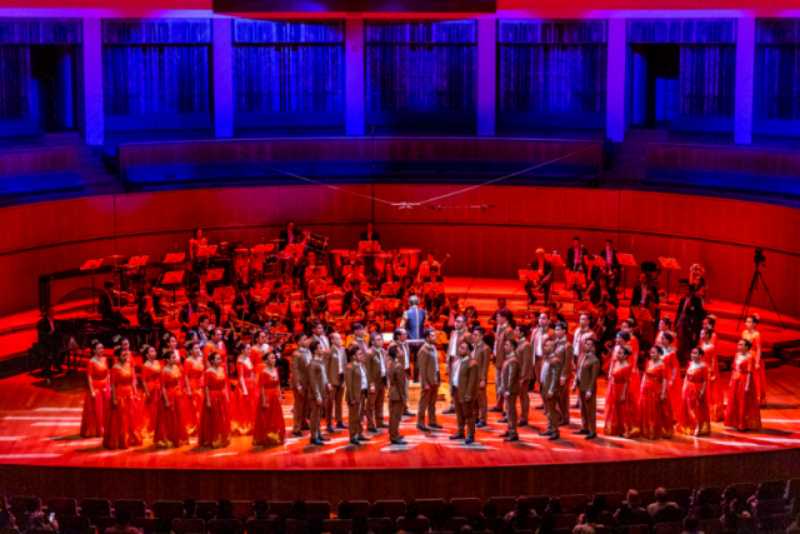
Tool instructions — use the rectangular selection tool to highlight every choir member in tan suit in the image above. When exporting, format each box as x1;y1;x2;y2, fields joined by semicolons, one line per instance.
443;316;469;415
541;338;563;440
530;312;551;403
367;332;388;432
491;311;514;412
417;329;441;431
553;322;574;426
345;347;369;445
307;340;330;446
573;337;601;439
515;325;534;426
291;334;312;436
499;338;520;441
388;328;413;416
451;340;480;444
326;332;347;432
471;327;491;427
387;350;408;445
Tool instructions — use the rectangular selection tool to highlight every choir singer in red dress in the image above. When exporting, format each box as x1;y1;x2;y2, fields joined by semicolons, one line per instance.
724;339;762;432
154;350;190;448
253;351;286;448
103;348;142;450
80;341;109;438
677;347;711;436
199;352;232;448
638;346;674;440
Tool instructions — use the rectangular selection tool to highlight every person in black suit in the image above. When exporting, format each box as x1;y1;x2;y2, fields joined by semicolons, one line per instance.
676;280;705;365
525;248;553;305
278;221;303;251
36;306;62;376
359;222;381;244
566;236;589;301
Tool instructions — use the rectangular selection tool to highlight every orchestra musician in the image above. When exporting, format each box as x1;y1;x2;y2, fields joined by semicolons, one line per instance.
630;273;660;348
566;236;589;301
278;221;303;251
188;227;208;263
525;248;553;306
359;222;381;244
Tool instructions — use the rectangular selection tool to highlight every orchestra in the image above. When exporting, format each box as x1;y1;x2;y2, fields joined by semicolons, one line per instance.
58;224;768;452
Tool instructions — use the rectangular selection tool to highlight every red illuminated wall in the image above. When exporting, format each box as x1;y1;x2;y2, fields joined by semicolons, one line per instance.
0;184;798;318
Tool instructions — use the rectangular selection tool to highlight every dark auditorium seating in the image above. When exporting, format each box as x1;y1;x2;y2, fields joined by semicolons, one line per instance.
2;476;796;534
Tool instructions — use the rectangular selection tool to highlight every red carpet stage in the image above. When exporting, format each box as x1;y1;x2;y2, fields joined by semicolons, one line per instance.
0;278;799;504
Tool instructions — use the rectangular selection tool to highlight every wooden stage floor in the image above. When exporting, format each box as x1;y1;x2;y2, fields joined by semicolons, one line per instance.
0;277;799;501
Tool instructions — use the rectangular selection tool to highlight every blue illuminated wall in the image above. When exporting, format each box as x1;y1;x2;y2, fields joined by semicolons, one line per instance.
233;20;345;135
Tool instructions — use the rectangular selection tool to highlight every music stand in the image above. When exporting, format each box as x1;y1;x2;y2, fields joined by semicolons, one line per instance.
658;257;682;303
197;244;218;271
358;240;381;255
617;252;637;299
163;252;186;266
80;258;104;313
160;270;185;310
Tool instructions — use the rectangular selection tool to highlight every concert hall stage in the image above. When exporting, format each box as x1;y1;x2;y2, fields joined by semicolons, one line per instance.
0;278;799;504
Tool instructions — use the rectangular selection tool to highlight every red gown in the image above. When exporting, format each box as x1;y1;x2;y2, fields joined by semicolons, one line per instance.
140;361;162;438
677;363;710;436
231;358;257;435
701;342;724;422
725;353;762;431
742;329;766;404
80;358;109;438
154;365;190;448
252;367;286;447
198;367;231;448
638;360;674;439
662;350;682;417
184;357;205;434
604;361;636;437
103;364;142;450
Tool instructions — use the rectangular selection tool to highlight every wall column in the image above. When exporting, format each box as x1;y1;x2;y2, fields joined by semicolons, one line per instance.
476;16;496;136
734;15;755;145
213;17;234;138
82;17;104;146
345;17;365;136
606;17;627;143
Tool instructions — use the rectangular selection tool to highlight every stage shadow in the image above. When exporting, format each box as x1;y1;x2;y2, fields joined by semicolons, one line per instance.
48;434;87;442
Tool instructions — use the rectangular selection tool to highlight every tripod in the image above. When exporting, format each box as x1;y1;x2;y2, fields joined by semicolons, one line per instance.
737;262;785;331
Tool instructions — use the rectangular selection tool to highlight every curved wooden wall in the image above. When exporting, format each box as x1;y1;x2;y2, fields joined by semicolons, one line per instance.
1;184;798;317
